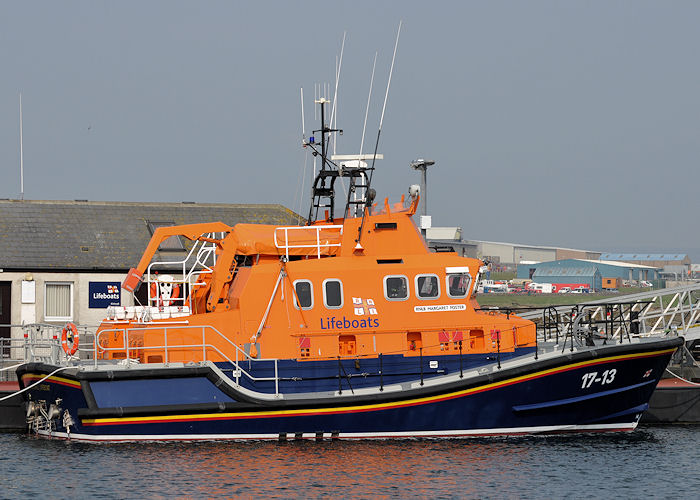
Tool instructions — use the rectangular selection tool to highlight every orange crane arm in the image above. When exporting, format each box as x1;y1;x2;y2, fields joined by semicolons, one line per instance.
122;222;232;292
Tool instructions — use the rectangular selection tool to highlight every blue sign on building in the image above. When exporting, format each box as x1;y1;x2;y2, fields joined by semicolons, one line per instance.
89;282;121;308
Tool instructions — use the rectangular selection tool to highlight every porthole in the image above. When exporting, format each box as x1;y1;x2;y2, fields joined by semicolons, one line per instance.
415;274;440;300
384;275;409;301
323;279;343;309
446;272;471;298
293;280;314;310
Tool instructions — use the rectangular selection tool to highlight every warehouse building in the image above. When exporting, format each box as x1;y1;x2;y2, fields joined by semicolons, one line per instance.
463;240;600;268
599;253;691;278
0;199;298;357
517;259;661;285
529;262;602;291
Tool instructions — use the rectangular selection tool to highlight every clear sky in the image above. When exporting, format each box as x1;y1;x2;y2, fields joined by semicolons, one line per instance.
1;1;698;259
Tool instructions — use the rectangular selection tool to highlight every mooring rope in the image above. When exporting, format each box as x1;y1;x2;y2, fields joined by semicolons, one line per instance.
0;366;74;402
0;363;23;372
664;368;700;387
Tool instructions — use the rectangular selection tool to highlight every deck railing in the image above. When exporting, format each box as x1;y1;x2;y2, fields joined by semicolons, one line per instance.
95;324;281;395
273;225;343;259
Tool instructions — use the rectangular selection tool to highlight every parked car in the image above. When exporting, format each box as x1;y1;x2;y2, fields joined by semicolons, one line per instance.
558;287;571;294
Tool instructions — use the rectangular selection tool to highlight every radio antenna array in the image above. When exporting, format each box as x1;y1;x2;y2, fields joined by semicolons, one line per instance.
355;20;402;247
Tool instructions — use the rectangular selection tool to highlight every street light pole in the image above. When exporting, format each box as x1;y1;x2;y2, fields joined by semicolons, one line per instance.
410;159;435;237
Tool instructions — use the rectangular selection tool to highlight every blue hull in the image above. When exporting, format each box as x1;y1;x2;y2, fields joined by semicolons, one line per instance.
17;337;681;441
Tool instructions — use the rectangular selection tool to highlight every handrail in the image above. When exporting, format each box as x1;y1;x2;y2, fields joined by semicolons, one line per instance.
273;224;343;259
97;340;279;386
145;232;224;307
94;324;280;393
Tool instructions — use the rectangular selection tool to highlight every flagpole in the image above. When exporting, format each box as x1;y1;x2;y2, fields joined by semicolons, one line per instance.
19;93;24;200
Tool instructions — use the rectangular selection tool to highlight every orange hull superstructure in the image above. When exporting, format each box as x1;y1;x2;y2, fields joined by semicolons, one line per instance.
96;199;535;366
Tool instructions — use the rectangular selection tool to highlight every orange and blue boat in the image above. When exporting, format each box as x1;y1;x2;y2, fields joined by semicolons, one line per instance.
16;99;682;442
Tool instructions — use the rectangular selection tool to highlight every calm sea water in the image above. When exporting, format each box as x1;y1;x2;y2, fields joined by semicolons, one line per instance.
1;426;699;499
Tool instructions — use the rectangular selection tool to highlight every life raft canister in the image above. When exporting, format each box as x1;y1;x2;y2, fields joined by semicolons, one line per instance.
61;322;79;356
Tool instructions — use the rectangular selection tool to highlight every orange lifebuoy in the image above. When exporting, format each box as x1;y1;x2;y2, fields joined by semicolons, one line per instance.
61;322;79;356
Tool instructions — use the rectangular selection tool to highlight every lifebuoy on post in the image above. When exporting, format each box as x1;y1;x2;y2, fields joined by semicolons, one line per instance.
61;322;79;356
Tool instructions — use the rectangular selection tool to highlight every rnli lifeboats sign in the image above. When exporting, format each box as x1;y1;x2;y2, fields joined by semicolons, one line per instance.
89;282;121;308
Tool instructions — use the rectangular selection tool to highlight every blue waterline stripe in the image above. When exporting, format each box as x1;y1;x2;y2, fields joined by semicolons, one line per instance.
512;379;656;412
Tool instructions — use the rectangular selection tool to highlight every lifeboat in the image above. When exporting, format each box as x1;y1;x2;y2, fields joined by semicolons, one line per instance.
16;99;682;442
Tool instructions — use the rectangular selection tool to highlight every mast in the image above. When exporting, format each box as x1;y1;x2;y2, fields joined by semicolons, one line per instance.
19;93;24;200
305;98;343;224
304;24;400;226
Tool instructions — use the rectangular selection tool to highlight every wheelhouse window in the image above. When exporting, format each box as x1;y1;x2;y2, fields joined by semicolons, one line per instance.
323;279;343;309
446;271;471;299
45;282;73;321
415;274;440;299
293;280;313;310
384;275;409;301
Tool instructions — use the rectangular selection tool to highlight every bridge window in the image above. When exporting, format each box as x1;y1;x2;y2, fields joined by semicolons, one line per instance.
446;272;471;298
384;275;408;301
293;280;313;310
323;279;343;309
415;274;440;299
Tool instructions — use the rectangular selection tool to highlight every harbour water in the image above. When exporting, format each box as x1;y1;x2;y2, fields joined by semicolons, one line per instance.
2;426;698;498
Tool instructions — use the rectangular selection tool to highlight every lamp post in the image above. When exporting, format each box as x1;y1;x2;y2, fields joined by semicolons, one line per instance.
410;159;435;237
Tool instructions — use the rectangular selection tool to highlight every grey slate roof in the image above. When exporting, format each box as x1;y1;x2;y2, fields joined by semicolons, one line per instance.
0;200;300;271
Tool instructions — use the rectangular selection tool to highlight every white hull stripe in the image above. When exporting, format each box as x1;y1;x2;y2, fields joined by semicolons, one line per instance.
34;422;638;443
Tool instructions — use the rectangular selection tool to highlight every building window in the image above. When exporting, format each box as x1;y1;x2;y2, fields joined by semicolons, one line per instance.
45;282;73;321
384;275;409;301
293;280;313;310
446;272;471;298
323;279;343;309
415;274;440;299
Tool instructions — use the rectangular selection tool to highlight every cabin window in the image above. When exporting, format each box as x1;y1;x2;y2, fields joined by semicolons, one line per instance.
293;280;313;310
323;279;343;309
44;282;74;321
384;275;409;301
446;272;471;298
415;274;440;299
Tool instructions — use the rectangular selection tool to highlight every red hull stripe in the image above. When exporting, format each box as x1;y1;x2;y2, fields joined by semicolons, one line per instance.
22;373;82;389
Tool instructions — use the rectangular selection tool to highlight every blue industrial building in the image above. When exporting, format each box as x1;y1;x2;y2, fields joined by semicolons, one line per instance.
522;261;602;290
517;259;661;288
